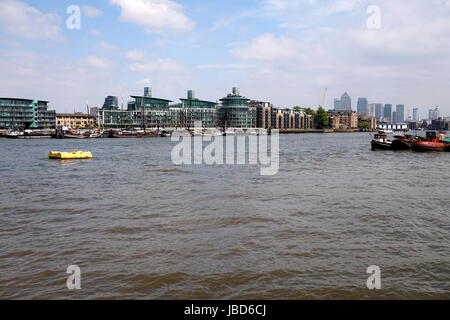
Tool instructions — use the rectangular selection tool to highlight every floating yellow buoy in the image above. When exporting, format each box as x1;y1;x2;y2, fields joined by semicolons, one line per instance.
49;151;93;159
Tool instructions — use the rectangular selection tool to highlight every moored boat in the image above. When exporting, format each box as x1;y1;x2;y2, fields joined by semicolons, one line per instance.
6;131;24;139
111;130;143;138
411;131;447;152
392;134;417;150
63;130;90;139
371;132;392;150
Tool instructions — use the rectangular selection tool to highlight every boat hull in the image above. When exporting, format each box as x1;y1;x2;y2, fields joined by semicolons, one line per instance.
411;141;446;152
7;136;52;139
63;134;90;139
371;140;393;150
392;139;413;150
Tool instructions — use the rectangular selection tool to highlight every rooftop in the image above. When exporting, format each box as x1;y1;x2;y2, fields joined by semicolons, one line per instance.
0;98;49;103
130;96;173;103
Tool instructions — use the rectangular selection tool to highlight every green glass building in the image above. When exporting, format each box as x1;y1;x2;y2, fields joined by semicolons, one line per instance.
97;88;176;128
130;87;174;128
0;98;56;129
219;88;255;128
173;90;218;128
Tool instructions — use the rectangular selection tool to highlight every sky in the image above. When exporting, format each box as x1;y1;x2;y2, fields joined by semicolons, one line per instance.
0;0;449;117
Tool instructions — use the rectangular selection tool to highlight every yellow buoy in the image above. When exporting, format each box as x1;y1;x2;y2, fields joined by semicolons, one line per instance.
49;151;93;159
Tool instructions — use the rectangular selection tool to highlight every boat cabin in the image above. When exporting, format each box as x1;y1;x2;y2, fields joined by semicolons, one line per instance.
374;133;388;142
426;131;446;142
426;131;438;139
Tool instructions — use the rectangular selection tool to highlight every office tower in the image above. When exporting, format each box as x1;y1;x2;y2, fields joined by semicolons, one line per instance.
396;104;405;123
384;104;392;123
102;96;119;110
413;108;419;121
334;92;351;111
357;98;368;115
334;98;341;110
375;104;384;121
339;92;352;110
368;103;376;117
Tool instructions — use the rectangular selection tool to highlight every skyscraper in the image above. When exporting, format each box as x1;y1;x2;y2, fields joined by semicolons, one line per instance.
334;98;341;110
368;104;376;117
334;92;351;111
339;92;352;111
357;98;368;115
412;108;419;121
375;104;384;121
396;104;405;123
429;106;439;120
384;104;392;123
102;96;119;110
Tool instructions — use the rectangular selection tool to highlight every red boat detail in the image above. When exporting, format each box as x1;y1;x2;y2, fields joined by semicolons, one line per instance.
411;131;447;152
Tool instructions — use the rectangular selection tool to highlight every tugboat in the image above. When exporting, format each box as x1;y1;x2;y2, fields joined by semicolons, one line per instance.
411;131;447;152
392;134;417;150
371;132;393;150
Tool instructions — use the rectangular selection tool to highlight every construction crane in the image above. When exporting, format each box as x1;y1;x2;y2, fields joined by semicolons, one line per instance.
319;88;328;109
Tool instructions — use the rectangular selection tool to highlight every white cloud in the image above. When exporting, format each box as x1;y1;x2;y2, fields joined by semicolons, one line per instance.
81;6;103;18
89;29;104;37
226;0;450;112
109;0;194;32
125;50;185;73
137;78;152;85
278;22;309;29
125;50;147;61
230;34;298;61
197;64;256;70
0;50;133;112
315;0;365;15
98;41;118;51
0;0;63;41
129;59;183;73
82;56;114;69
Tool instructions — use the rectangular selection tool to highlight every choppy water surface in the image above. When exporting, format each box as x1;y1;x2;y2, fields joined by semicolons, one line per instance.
0;133;448;299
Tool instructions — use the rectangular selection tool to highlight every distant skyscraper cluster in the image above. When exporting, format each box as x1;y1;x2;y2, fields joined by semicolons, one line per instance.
335;92;414;124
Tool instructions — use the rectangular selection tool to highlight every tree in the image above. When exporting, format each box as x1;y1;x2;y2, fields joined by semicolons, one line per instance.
358;121;369;129
293;106;316;116
315;106;329;129
302;107;316;116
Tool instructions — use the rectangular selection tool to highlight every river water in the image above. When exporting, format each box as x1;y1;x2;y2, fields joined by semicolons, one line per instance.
0;133;448;299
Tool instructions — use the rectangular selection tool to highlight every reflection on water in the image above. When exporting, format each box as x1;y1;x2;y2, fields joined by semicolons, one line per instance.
0;133;449;299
